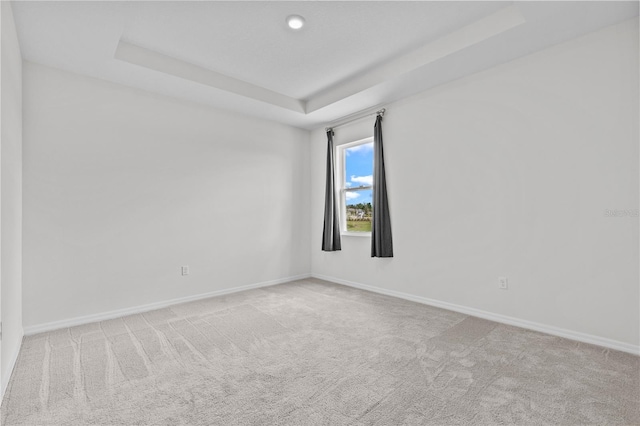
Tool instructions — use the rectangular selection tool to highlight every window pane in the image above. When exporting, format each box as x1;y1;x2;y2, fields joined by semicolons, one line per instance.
342;140;373;234
345;189;372;233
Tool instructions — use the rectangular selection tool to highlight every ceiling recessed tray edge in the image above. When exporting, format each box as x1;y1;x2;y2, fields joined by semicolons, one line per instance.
113;5;525;117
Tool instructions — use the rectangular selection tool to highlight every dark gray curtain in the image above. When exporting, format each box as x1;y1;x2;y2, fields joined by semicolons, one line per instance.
322;130;341;252
371;115;393;257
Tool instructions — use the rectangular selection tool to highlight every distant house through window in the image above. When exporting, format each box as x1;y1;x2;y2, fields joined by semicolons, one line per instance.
337;137;374;234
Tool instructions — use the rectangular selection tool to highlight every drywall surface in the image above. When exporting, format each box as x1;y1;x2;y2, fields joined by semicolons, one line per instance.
22;63;310;327
1;0;24;397
310;19;639;348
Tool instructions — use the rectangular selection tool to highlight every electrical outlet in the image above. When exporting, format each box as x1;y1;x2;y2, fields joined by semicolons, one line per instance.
181;266;189;276
498;276;508;290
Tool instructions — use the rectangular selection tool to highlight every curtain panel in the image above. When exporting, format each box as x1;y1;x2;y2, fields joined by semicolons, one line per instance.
371;115;393;257
321;129;342;252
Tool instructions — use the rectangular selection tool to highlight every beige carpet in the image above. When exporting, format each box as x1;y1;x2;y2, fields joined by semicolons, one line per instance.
2;279;638;425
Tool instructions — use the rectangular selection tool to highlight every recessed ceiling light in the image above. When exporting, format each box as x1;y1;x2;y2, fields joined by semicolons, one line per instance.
286;15;305;30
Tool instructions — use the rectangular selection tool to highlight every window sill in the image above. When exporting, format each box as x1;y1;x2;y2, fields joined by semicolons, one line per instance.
341;232;371;238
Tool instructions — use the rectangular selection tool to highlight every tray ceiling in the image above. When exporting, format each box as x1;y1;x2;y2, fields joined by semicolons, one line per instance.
12;1;639;129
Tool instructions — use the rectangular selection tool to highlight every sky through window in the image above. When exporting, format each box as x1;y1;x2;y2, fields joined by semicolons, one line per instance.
345;142;373;205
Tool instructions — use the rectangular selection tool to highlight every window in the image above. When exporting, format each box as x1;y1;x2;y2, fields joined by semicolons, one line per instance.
337;138;374;234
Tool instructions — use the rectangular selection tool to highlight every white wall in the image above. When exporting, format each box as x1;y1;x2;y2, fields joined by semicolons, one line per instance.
22;63;310;328
311;19;639;350
1;0;24;397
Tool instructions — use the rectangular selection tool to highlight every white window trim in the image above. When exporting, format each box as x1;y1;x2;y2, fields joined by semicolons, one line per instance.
336;137;373;237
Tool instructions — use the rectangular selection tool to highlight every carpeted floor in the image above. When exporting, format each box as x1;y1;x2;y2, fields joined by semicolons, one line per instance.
2;279;638;425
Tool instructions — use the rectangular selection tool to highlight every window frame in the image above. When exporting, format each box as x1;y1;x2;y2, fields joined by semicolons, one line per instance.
336;137;374;237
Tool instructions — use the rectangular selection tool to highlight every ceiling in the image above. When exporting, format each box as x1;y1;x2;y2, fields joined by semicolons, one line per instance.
11;1;639;130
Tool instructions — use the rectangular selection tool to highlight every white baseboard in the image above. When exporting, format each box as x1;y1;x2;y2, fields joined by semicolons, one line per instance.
1;327;24;402
24;274;311;336
312;273;640;356
22;271;640;356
